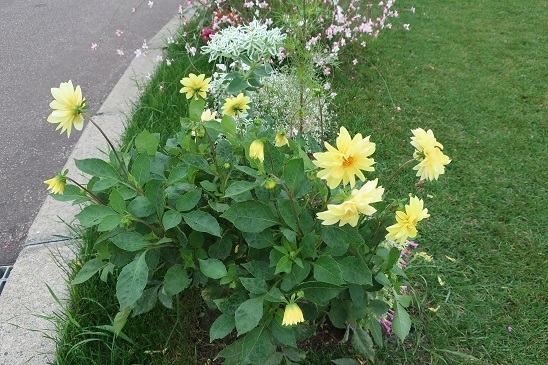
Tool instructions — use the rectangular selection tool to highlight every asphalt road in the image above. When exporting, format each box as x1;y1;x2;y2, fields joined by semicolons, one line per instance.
0;0;183;265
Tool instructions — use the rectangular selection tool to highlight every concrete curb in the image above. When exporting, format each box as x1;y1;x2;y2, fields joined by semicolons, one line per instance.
0;13;187;365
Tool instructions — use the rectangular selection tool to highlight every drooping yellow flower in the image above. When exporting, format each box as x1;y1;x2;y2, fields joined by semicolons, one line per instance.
221;93;251;116
179;73;212;99
274;132;288;147
317;200;360;227
249;140;264;162
413;146;451;181
44;174;67;195
201;109;221;122
410;128;443;152
282;302;305;326
313;126;376;189
386;196;430;243
410;128;451;181
47;80;86;137
349;178;384;215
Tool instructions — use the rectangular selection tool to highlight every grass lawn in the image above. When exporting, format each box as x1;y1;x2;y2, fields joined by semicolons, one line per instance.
53;0;547;364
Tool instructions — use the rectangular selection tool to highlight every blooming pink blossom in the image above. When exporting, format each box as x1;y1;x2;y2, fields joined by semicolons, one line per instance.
91;43;98;51
116;49;124;56
115;29;123;37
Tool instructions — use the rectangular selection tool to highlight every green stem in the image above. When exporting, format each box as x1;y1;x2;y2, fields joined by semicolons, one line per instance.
132;216;164;238
385;159;416;189
66;177;105;205
271;174;304;238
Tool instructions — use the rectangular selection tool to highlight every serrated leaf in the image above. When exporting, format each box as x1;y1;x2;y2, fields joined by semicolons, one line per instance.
222;201;278;233
210;313;235;342
72;258;105;285
243;230;276;249
111;232;150;252
313;256;344;285
75;158;121;180
368;316;383;347
144;179;164;218
167;166;188;185
235;297;264;335
198;258;227;279
182;210;221;237
162;210;182;230
135;130;158;156
392;303;411;342
116;252;149;309
163;264;190;296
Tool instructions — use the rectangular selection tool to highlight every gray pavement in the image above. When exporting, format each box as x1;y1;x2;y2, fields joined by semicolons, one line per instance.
0;0;182;265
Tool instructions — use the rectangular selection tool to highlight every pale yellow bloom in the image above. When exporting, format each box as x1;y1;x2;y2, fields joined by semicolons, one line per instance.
179;73;211;99
428;305;440;313
437;276;446;286
414;251;433;262
413;146;451;181
349;178;384;215
317;200;360;227
386;196;430;243
274;133;288;147
44;174;66;195
313;127;376;189
410;128;443;152
282;302;305;326
445;255;456;262
47;80;85;137
221;93;251;116
249;140;264;162
201;109;221;122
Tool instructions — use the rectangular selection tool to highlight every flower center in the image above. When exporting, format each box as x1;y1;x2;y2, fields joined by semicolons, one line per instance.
342;156;355;168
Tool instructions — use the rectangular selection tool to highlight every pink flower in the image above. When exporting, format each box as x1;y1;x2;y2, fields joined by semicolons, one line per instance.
201;28;215;43
410;7;416;13
116;49;124;56
507;326;513;332
131;7;136;13
403;24;410;30
91;43;98;51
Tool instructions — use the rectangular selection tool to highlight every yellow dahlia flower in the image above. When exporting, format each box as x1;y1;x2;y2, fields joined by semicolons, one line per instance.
44;174;67;195
282;302;305;326
201;109;221;122
274;132;289;147
313;127;376;189
179;73;212;99
350;178;384;216
221;93;251;117
410;128;443;152
47;80;86;137
413;146;451;181
249;140;264;162
386;196;430;243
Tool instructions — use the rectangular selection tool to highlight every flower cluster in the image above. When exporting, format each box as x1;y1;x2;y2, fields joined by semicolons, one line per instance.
201;19;286;62
411;128;451;180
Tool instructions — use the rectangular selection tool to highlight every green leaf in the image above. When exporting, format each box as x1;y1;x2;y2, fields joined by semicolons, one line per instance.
368;316;383;347
127;196;155;217
222;201;278;233
370;300;391;317
75;158;121;180
224;181;259;198
226;75;249;95
162;210;182;230
283;158;305;196
131;153;151;186
235;296;264;335
281;262;311;292
135;130;158;156
109;189;126;214
182;210;221;237
270;317;297;347
277;199;299;232
321;225;362;248
332;358;360;365
243;230;276;249
145;179;165;218
116;252;149;309
176;188;202;211
392;303;411;342
189;98;205;122
275;255;293;275
242;325;275;364
111;232;150;252
385;247;401;271
113;307;132;336
328;299;347;328
242;261;275;280
208;234;232;260
72;258;105;285
313;256;344;285
352;328;375;362
167;166;189;185
163;264;190;296
198;258;227;279
133;286;159;316
76;205;116;227
217;338;244;365
295;281;345;304
97;215;122;232
50;184;89;204
210;313;236;342
299;232;317;259
221;114;237;136
338;256;372;286
91;178;118;192
182;154;210;171
240;278;268;295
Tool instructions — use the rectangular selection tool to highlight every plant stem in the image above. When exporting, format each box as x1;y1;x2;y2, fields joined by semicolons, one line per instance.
66;177;106;205
385;159;416;189
83;113;129;180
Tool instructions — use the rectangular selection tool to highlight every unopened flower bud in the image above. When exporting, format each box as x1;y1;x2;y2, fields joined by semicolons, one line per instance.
249;140;264;162
223;162;231;169
264;178;276;189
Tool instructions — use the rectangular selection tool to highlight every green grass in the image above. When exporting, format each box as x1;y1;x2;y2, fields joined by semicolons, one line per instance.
54;0;547;364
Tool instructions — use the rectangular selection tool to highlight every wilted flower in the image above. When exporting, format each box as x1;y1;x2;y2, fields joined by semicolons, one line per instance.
249;140;264;162
386;196;430;243
47;80;86;137
221;93;251;116
201;109;221;122
282;302;304;326
44;173;67;195
313;126;376;188
274;132;288;147
179;73;212;99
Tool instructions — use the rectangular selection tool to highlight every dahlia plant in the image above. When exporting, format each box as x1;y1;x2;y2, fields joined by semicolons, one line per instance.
45;72;450;363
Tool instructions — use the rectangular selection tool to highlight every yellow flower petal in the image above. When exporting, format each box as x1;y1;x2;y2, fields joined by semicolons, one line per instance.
47;80;86;137
282;303;305;326
221;93;251;116
179;73;212;100
249;140;264;162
